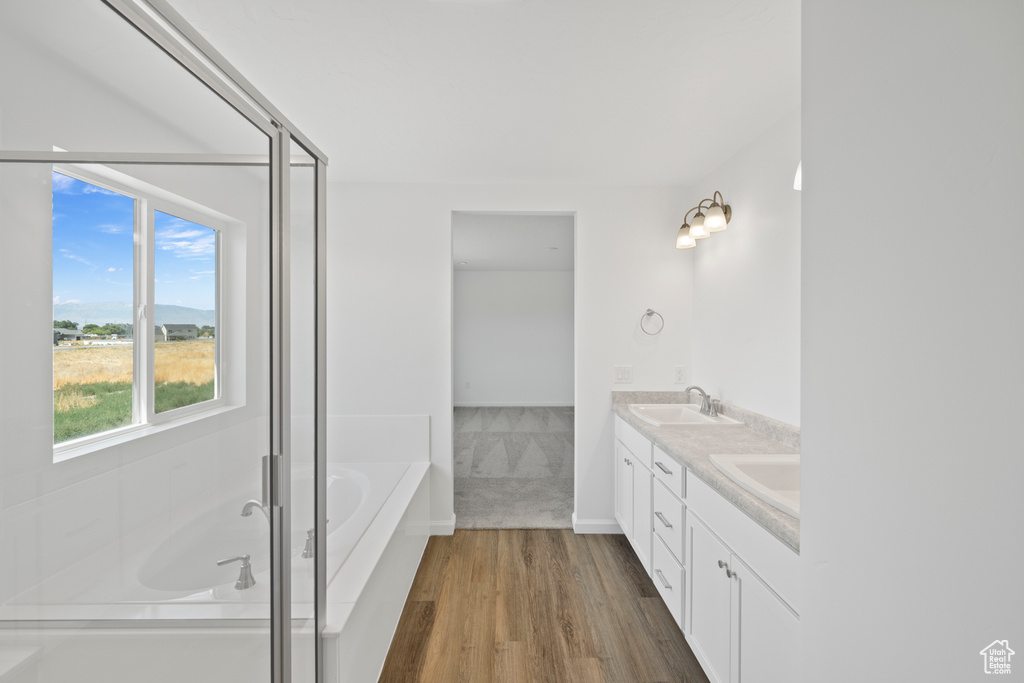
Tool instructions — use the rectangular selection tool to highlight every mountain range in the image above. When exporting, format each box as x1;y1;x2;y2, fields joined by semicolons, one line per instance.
53;302;216;328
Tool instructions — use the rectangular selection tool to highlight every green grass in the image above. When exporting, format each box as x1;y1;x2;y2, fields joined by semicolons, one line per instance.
53;381;132;444
54;380;215;444
155;380;215;414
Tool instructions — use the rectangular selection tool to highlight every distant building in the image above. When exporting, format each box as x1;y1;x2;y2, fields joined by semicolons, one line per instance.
157;324;199;341
53;328;82;344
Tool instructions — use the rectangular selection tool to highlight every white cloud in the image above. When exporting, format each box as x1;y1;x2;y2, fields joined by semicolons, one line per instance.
51;172;76;194
51;172;122;197
59;249;93;266
97;223;130;234
159;229;207;240
155;229;216;261
66;299;82;304
53;296;60;304
107;267;117;272
82;184;119;196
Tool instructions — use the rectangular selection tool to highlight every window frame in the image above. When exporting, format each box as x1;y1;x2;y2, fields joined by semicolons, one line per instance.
52;162;235;458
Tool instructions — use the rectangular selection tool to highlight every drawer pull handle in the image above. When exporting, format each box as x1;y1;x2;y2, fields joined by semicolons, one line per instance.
655;462;673;475
655;569;672;590
655;511;673;528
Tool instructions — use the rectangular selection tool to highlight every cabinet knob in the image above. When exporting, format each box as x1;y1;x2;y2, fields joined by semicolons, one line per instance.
717;560;726;569
727;568;736;579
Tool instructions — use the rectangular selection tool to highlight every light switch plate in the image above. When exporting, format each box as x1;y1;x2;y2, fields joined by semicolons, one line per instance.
614;365;633;384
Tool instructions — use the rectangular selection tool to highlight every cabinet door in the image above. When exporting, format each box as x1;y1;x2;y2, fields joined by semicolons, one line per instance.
732;555;799;683
631;460;653;574
686;514;732;683
614;441;633;538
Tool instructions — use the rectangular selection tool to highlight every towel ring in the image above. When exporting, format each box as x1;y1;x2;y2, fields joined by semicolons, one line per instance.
640;308;664;335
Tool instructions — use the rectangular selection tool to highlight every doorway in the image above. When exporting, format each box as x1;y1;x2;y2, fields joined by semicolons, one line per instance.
451;212;575;528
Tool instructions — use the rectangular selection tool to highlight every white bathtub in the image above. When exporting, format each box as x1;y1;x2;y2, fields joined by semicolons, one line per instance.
0;460;430;683
0;462;413;619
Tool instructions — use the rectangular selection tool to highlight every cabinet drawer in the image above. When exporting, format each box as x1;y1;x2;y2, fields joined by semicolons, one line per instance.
652;446;685;499
652;479;685;564
615;415;652;468
652;534;685;627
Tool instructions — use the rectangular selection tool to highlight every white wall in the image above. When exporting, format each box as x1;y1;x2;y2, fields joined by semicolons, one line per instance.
454;270;574;406
802;3;1024;681
328;183;693;531
691;111;801;426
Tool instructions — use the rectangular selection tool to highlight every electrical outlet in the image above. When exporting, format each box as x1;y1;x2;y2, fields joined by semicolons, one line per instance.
465;381;471;389
614;365;633;384
674;366;688;384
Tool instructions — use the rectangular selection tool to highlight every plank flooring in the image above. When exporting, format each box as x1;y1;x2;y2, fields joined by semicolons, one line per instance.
379;529;710;683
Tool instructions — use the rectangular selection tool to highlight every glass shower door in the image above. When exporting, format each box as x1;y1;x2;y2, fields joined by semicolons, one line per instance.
0;2;326;682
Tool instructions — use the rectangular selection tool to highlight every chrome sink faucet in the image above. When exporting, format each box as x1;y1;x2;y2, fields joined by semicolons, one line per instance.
241;499;270;524
683;385;718;417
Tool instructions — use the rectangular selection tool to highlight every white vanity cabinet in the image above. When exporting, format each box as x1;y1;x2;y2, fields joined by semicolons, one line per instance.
614;416;653;574
685;475;800;683
612;411;799;683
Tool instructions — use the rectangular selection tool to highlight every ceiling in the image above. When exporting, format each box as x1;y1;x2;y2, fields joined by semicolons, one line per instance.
167;0;800;185
452;213;574;271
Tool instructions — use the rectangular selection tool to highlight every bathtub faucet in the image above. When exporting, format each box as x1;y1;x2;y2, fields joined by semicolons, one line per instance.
217;554;256;590
241;499;270;524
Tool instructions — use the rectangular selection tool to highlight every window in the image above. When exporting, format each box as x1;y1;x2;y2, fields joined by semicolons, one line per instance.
153;211;218;414
52;168;224;449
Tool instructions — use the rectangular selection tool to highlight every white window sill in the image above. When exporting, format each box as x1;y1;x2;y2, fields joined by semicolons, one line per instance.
53;401;238;464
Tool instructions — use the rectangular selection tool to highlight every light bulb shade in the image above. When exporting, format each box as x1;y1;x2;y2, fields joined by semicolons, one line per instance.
689;212;709;239
705;203;728;232
676;224;696;249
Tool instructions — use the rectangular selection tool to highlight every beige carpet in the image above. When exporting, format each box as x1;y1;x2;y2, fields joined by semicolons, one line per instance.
453;406;574;529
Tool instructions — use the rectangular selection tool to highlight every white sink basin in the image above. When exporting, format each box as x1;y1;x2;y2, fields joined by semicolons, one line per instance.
628;404;741;427
709;453;800;518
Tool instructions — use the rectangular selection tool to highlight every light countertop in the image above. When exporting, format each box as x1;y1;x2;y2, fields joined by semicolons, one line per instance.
612;395;800;552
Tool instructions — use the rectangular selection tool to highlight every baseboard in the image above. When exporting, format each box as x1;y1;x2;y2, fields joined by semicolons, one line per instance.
429;514;456;535
453;402;575;408
572;513;623;534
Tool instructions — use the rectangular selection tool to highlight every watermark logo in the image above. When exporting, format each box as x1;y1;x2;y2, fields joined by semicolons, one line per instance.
980;640;1014;675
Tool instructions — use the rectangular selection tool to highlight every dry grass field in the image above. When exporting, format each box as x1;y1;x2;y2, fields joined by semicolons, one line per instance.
53;339;217;443
53;339;215;389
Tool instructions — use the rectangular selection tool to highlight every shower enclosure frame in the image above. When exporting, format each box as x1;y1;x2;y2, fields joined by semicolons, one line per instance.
0;1;329;682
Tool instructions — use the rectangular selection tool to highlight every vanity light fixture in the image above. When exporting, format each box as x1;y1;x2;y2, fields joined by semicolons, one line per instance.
675;191;732;249
675;224;696;249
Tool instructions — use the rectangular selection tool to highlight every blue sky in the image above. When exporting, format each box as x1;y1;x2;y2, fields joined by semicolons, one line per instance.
52;171;216;311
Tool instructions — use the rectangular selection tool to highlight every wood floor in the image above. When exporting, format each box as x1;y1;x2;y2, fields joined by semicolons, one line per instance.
379;529;710;683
